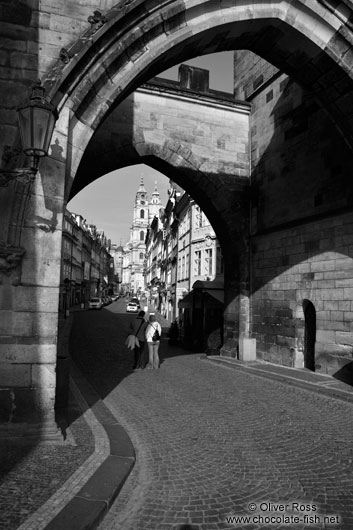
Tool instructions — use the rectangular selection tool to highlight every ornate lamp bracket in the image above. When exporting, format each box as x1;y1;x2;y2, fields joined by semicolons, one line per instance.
0;168;37;187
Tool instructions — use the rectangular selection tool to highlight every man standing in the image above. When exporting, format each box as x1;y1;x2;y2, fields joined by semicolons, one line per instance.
129;310;148;370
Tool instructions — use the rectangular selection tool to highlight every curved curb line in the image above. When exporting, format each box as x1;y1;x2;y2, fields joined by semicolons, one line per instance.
203;355;353;405
16;376;110;530
42;359;136;530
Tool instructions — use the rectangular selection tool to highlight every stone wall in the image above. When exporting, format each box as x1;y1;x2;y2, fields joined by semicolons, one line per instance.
252;213;353;374
236;51;353;374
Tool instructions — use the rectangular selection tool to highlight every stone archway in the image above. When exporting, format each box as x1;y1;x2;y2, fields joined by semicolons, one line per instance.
43;0;353;188
2;0;353;428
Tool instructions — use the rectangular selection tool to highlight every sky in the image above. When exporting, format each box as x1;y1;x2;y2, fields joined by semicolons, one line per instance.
67;52;234;246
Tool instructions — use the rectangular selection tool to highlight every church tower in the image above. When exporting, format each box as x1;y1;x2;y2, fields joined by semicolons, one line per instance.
149;181;162;223
131;177;149;243
122;178;163;296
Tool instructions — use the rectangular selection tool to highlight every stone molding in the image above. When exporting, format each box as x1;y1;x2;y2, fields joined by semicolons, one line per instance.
0;244;25;285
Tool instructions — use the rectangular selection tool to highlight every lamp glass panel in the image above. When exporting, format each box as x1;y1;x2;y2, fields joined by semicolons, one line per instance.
32;107;52;156
43;112;56;154
17;107;32;154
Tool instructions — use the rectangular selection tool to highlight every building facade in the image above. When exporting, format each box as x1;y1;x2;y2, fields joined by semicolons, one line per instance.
110;244;124;292
60;210;114;312
145;182;224;323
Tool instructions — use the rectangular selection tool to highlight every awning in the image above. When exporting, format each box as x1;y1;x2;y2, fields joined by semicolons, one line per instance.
192;277;224;290
204;290;224;305
178;289;224;308
178;292;193;308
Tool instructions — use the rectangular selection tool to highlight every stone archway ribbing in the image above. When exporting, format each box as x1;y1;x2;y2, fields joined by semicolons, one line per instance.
44;0;353;191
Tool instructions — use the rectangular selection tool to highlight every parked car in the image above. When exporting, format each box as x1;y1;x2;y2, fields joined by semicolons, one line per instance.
102;296;111;306
88;297;103;310
126;301;139;313
130;297;140;305
111;294;119;301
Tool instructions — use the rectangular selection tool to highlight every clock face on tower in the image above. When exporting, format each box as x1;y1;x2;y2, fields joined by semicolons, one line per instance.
141;201;145;205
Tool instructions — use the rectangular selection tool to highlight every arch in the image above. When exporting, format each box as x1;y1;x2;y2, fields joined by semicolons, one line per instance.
38;0;353;198
303;299;316;371
140;230;145;241
140;209;145;219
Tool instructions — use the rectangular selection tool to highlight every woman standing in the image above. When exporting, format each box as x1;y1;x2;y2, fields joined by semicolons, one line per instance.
145;314;162;369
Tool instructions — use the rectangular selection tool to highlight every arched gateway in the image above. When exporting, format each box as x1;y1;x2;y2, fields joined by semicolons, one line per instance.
1;0;353;433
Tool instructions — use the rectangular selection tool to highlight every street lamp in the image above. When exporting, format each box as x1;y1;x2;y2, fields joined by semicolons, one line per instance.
0;81;58;185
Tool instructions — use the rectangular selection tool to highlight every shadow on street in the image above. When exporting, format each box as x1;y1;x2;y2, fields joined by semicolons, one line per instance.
68;301;191;424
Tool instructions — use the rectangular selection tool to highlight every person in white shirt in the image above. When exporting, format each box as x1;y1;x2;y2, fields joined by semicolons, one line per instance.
145;314;162;369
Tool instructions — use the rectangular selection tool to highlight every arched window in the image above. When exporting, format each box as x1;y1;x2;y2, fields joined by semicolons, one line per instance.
140;231;144;241
140;209;145;218
140;252;144;260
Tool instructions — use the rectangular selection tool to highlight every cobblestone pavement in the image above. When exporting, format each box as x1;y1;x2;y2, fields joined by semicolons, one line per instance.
69;303;353;530
0;312;96;530
0;388;95;530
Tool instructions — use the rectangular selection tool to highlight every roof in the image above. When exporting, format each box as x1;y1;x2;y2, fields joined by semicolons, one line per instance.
178;288;224;308
192;277;224;290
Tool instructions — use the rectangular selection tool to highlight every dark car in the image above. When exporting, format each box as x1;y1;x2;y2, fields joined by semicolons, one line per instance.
130;297;140;305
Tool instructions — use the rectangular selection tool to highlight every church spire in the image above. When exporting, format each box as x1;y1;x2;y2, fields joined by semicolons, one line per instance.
152;180;159;197
149;180;162;221
137;176;147;194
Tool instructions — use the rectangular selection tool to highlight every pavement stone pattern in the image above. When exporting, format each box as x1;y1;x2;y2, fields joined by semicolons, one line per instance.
0;385;95;530
16;379;110;530
69;303;353;530
0;313;100;530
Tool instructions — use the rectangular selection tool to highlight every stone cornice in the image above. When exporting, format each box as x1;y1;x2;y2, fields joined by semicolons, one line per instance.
139;82;251;115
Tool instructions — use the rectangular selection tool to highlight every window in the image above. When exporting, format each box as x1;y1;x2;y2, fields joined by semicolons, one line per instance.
140;231;144;241
216;245;224;275
139;252;144;260
140;209;145;218
63;239;71;254
182;256;185;279
194;250;201;276
205;248;213;276
63;263;71;279
195;206;202;228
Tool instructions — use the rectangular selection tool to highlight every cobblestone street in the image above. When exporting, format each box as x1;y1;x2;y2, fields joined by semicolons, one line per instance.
70;303;353;530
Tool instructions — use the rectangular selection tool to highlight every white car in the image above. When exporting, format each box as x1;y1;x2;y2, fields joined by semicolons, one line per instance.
126;302;139;313
88;297;103;310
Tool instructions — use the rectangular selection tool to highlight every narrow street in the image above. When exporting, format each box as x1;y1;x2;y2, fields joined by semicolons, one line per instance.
70;300;353;530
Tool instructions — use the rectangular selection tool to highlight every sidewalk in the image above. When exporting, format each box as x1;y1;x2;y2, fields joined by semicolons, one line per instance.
204;355;353;404
1;306;353;529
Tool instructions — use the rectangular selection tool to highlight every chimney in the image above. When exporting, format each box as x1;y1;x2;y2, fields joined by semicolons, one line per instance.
178;64;209;92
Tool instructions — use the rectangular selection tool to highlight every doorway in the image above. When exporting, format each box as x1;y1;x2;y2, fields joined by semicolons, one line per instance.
303;300;316;371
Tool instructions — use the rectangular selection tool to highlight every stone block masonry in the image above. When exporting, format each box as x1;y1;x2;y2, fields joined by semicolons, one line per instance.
251;211;353;375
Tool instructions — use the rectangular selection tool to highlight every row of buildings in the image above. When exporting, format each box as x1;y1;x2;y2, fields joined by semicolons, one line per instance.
118;178;224;351
59;211;115;313
61;175;224;351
